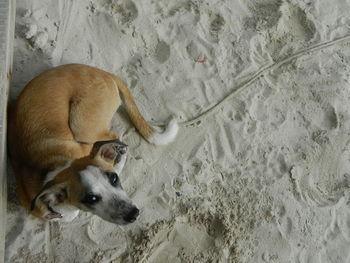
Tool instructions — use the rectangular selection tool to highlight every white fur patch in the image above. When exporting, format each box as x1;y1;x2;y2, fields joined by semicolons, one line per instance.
148;119;179;145
80;166;128;200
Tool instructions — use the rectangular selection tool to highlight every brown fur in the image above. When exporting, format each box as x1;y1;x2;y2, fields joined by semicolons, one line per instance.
8;64;155;219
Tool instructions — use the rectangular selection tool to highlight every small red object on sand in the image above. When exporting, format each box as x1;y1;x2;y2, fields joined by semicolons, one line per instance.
196;56;207;63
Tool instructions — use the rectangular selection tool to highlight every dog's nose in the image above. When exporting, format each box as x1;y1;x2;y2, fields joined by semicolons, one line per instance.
123;207;139;223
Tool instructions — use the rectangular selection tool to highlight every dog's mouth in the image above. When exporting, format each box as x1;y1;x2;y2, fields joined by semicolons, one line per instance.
44;206;63;220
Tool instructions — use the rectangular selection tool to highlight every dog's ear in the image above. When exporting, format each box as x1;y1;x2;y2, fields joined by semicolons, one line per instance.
31;180;67;220
90;139;127;165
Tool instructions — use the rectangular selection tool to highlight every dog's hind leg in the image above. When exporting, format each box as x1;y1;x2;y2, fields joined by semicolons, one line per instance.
69;79;121;144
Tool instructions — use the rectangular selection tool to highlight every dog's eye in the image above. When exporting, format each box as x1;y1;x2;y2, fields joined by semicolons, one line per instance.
82;193;101;205
107;172;119;186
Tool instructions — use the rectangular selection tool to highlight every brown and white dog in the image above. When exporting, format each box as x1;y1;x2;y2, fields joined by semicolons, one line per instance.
8;64;178;224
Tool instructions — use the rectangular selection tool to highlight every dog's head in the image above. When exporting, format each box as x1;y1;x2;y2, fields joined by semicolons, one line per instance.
31;140;139;225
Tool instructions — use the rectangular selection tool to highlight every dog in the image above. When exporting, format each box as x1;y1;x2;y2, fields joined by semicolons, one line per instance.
8;64;178;224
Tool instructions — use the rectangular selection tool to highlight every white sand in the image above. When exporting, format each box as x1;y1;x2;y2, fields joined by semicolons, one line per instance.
6;0;350;262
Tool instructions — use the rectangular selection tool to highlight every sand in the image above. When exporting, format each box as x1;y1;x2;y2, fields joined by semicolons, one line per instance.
6;0;350;262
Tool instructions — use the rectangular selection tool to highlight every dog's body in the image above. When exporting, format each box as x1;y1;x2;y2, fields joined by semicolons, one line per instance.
8;64;178;223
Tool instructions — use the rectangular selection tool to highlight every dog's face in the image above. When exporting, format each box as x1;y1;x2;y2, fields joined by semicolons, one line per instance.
77;165;139;224
31;139;139;224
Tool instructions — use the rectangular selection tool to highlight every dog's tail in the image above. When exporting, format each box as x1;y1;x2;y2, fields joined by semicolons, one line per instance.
113;77;178;145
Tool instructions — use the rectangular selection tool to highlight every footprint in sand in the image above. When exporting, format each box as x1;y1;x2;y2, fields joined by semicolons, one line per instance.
245;1;316;60
154;40;170;64
209;12;225;43
109;0;138;24
186;40;211;63
321;104;338;130
290;135;350;207
186;41;200;61
274;203;292;238
86;216;127;249
325;194;350;243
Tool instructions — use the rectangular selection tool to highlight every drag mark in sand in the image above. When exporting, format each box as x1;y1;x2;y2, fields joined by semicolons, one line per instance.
160;34;350;128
